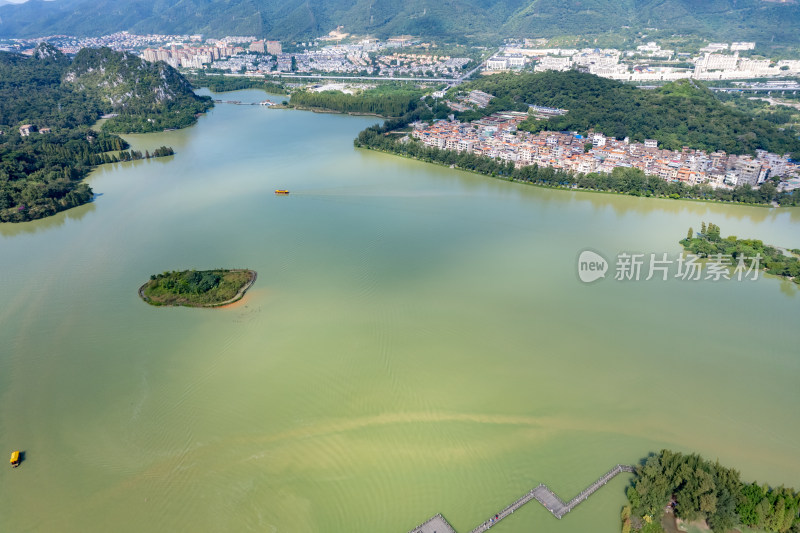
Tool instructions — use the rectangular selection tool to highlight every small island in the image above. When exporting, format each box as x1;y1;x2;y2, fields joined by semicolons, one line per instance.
139;269;256;308
681;222;800;284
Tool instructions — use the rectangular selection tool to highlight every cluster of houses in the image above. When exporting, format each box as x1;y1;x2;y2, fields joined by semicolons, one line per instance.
410;112;799;189
9;31;209;55
375;53;470;78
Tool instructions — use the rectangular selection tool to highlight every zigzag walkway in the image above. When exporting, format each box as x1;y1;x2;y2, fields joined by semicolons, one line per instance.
407;464;635;533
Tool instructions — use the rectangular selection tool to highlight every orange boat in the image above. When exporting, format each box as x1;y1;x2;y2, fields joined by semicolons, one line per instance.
275;190;290;195
10;450;20;467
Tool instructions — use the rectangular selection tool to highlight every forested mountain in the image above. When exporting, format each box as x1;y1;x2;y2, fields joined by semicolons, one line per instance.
0;0;799;47
64;47;211;132
0;44;211;222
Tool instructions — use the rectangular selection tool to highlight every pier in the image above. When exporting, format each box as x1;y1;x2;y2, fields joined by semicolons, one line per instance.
407;464;634;533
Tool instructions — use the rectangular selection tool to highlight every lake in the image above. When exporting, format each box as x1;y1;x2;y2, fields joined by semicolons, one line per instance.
1;89;798;533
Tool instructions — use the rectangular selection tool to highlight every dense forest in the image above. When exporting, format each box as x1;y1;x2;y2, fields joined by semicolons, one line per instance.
0;45;204;222
354;125;800;207
2;0;800;51
623;450;800;533
0;130;118;222
680;222;800;284
455;72;800;157
715;91;800;131
289;85;424;117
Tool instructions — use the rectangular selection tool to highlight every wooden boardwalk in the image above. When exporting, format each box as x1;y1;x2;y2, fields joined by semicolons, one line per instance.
532;464;635;520
408;513;457;533
408;464;634;533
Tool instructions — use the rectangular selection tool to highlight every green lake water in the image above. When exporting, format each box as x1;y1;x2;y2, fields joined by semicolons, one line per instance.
1;89;798;532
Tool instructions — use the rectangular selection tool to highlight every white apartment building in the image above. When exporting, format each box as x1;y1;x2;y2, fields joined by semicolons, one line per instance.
486;56;508;70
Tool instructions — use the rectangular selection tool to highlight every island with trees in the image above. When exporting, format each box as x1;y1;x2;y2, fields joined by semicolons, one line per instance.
623;450;800;533
681;222;800;284
139;269;257;308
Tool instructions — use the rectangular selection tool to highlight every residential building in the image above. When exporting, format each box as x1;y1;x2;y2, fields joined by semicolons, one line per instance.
266;41;282;55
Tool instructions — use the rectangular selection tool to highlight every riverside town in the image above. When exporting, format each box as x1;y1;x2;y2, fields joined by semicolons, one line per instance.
409;110;798;190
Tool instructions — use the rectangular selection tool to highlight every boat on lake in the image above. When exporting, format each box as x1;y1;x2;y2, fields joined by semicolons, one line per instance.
275;190;290;195
10;450;20;467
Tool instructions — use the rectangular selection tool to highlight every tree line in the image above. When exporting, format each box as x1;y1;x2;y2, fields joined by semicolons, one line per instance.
289;86;423;117
187;74;287;95
116;146;175;161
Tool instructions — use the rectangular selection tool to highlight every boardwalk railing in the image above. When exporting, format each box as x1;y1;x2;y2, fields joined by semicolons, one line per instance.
559;464;635;517
448;464;635;533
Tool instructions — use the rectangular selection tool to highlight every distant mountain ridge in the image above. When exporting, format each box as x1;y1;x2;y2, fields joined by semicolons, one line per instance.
1;0;799;46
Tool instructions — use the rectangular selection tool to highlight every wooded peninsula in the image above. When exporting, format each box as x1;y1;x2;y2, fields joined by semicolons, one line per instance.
624;450;799;533
139;269;257;308
0;44;212;222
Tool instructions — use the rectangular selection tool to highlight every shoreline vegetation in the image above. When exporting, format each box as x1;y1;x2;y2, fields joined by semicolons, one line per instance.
114;146;175;162
288;84;423;117
623;450;800;533
680;222;800;284
354;127;800;208
284;104;385;118
139;269;257;308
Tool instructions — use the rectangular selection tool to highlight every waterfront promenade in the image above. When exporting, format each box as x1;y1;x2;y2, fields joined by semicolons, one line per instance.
407;464;634;533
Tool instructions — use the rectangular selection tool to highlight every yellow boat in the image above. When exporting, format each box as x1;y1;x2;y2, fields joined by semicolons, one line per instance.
275;190;290;195
10;450;20;467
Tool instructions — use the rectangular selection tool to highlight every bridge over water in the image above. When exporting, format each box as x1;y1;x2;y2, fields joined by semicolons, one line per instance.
407;464;635;533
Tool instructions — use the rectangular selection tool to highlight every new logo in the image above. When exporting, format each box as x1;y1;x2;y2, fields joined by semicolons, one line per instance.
577;250;608;283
